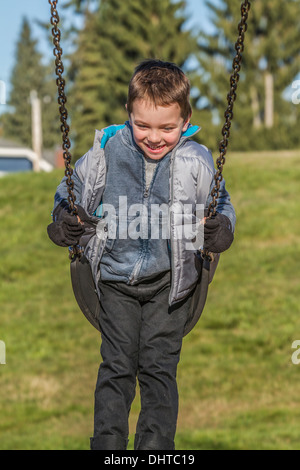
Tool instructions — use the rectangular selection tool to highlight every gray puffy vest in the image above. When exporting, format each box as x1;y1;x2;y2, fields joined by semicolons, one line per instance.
54;123;235;306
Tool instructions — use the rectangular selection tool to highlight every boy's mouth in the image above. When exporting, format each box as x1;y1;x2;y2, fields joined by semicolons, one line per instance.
145;143;166;154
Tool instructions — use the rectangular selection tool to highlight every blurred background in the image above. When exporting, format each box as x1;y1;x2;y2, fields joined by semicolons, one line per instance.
0;0;300;450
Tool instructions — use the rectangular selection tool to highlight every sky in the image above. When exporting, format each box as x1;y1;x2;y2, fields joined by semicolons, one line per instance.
0;0;215;112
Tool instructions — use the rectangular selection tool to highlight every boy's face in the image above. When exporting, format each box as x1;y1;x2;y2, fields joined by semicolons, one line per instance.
129;99;191;160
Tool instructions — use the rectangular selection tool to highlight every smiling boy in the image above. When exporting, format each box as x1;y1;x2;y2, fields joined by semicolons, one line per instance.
48;59;235;450
129;99;189;159
127;60;191;160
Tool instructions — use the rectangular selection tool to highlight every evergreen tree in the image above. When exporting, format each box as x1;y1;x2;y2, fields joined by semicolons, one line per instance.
2;18;60;149
66;0;197;159
195;0;300;150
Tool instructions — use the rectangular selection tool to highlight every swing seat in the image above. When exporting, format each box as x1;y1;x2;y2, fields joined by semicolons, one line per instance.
70;255;101;332
70;252;219;337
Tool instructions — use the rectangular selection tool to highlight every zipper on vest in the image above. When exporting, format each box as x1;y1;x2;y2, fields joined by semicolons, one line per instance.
129;160;156;283
128;255;144;285
169;151;176;304
168;138;188;304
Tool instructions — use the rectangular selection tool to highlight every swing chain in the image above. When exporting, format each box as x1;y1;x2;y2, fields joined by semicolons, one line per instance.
202;0;250;262
49;0;82;259
207;0;251;219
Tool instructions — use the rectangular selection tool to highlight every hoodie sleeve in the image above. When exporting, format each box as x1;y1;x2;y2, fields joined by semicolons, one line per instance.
52;154;87;217
205;174;236;232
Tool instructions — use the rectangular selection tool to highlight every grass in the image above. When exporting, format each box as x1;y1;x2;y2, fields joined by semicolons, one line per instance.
0;149;300;450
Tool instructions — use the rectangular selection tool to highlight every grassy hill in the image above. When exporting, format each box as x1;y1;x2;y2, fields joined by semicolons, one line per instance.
0;150;300;450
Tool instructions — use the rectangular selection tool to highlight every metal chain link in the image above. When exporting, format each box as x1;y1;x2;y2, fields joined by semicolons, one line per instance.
49;0;81;259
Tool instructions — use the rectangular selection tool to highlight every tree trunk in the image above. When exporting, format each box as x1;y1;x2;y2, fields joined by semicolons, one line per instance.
264;71;274;129
250;85;262;129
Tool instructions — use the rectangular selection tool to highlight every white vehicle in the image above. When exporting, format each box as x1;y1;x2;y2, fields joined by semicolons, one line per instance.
0;147;53;177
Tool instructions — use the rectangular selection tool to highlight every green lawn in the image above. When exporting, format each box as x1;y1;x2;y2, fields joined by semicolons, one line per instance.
0;150;300;450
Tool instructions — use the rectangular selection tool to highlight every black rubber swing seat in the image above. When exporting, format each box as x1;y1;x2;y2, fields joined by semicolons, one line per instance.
70;255;101;332
70;252;219;337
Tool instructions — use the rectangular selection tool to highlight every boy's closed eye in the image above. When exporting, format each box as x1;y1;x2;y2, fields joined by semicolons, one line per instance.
135;122;175;132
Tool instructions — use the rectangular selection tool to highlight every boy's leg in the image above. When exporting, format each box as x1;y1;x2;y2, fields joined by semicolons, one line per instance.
134;282;192;450
91;281;141;450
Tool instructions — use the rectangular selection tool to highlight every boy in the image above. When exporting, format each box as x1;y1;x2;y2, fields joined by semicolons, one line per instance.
47;59;235;450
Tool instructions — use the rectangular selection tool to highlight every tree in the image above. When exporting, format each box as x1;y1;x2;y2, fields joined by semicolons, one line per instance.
2;18;60;149
194;0;300;150
66;0;197;159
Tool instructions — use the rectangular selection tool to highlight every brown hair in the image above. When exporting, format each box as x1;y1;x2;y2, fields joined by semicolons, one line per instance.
127;59;192;121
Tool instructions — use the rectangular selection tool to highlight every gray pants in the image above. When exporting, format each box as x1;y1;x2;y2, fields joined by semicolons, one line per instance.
90;271;192;450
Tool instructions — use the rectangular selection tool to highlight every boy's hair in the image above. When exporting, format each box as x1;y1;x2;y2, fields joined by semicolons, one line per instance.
127;59;192;121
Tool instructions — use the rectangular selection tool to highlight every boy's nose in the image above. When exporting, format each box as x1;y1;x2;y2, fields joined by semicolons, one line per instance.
147;130;161;144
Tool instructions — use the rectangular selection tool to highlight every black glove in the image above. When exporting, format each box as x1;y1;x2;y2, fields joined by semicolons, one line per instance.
204;212;234;253
47;203;89;247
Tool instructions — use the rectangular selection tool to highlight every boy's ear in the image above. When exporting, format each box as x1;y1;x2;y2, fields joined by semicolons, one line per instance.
182;113;192;132
125;103;131;121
